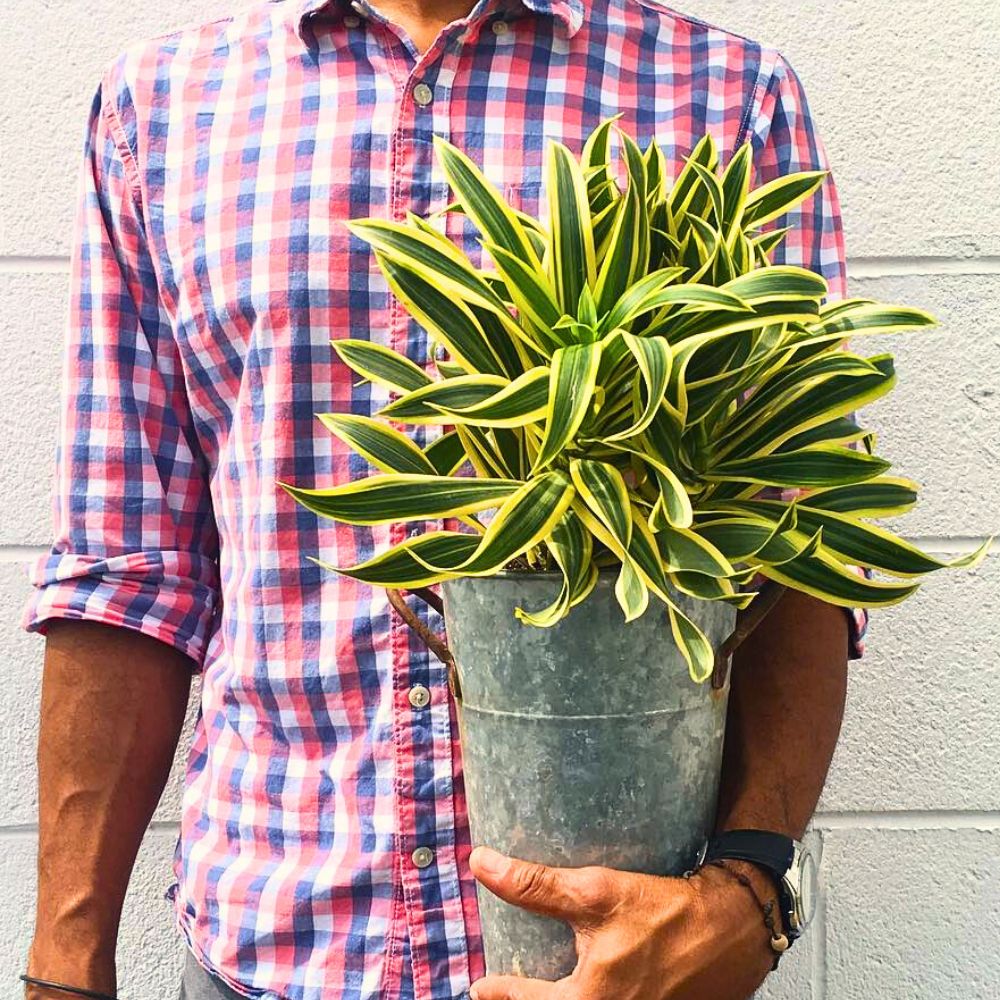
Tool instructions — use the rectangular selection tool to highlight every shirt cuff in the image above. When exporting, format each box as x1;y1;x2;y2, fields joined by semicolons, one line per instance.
21;549;220;669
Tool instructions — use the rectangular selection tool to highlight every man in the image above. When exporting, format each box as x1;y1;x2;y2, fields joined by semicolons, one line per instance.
21;0;865;998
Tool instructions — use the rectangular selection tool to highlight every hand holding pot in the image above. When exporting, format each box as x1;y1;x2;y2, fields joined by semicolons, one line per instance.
468;846;776;1000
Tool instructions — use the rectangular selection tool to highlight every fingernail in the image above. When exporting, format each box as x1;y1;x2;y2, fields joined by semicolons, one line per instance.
473;845;509;876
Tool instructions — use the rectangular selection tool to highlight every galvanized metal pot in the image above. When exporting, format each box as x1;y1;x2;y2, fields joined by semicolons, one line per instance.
399;571;736;982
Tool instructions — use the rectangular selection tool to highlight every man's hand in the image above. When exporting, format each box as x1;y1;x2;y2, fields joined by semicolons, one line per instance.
468;846;776;1000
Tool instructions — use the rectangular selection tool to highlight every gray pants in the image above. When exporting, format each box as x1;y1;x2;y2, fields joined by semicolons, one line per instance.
178;949;248;999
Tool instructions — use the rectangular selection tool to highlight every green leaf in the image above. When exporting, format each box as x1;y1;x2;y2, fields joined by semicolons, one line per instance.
669;134;719;219
711;500;992;576
533;342;603;471
805;302;937;340
417;471;575;576
424;431;468;476
331;339;432;393
433;135;542;267
547;141;597;314
718;355;896;460
279;473;522;525
317;413;436;475
379;374;508;423
667;601;715;682
723;266;828;304
614;284;751;332
654;522;736;577
750;226;791;258
605;332;672;441
721;141;753;240
457;425;515;479
430;366;550;427
515;509;596;627
570;458;633;547
615;556;649;622
599;266;687;333
330;532;482;587
594;175;640;312
347;218;507;312
718;352;881;445
778;416;867;452
485;241;563;345
689;161;724;226
652;465;695;529
378;254;512;377
743;169;827;228
706;446;892;488
796;478;920;516
758;543;921;609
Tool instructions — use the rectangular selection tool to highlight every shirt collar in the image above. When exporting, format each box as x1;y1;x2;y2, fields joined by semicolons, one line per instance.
290;0;586;43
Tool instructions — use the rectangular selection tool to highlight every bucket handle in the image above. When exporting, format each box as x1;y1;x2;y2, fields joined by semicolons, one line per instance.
386;581;788;695
386;587;462;701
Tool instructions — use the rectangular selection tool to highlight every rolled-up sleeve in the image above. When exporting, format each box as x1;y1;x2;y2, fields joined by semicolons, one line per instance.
748;52;869;659
21;70;220;669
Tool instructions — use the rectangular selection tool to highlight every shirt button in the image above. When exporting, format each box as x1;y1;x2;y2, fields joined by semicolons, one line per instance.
408;684;431;709
412;82;434;107
411;846;435;869
343;14;360;27
491;19;510;35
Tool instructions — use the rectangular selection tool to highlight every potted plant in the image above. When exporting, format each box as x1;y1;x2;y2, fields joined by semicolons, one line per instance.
280;121;988;980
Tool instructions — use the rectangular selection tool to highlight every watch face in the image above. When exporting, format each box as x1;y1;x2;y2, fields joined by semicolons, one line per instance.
798;849;819;930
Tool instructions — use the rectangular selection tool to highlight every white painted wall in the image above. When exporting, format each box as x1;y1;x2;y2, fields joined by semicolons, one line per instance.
2;1;997;997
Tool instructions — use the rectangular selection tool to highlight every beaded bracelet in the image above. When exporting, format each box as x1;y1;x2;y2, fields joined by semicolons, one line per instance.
695;859;790;971
19;974;118;1000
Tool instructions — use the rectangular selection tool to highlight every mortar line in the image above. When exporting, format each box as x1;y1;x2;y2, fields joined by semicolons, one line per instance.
2;254;1000;277
902;536;996;555
811;829;828;1000
848;255;1000;276
814;809;1000;831
0;819;181;840
0;546;49;562
0;256;71;273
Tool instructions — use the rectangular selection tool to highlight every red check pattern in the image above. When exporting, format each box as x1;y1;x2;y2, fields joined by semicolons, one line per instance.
22;0;866;996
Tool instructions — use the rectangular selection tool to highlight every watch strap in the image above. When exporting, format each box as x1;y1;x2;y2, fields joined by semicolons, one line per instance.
703;829;795;881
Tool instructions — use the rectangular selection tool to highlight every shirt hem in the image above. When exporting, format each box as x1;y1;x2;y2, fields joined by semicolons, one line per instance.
170;884;277;1000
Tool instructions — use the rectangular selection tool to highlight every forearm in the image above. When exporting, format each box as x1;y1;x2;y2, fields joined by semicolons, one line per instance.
715;588;849;839
28;620;193;998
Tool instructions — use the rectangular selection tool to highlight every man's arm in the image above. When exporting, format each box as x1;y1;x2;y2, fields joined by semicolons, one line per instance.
26;621;193;999
716;588;848;839
21;64;220;1000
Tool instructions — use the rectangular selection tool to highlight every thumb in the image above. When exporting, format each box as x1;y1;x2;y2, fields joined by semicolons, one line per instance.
469;973;560;1000
469;846;613;924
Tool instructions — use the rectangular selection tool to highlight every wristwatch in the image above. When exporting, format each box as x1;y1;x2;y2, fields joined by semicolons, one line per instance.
697;829;819;944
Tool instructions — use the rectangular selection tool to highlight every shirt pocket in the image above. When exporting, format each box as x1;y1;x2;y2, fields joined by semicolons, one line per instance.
503;180;547;228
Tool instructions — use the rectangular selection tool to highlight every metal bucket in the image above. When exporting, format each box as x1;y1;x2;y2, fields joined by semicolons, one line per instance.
435;571;738;981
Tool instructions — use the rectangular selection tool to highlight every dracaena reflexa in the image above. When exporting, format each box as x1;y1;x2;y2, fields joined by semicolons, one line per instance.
280;120;989;682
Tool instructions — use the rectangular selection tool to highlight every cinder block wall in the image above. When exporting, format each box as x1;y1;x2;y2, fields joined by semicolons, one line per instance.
2;2;997;997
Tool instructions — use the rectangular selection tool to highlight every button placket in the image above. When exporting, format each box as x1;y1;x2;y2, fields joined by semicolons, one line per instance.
385;27;475;990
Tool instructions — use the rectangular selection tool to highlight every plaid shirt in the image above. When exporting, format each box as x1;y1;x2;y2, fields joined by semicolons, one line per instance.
22;0;867;996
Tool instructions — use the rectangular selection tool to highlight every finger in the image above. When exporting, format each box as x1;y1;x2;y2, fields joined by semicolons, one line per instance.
469;845;617;924
469;974;561;1000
